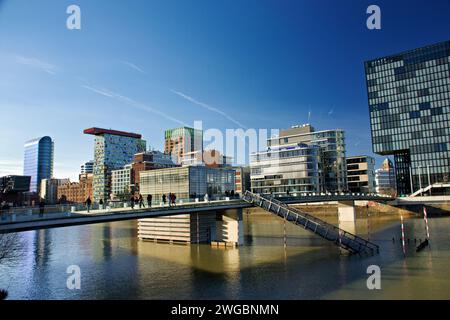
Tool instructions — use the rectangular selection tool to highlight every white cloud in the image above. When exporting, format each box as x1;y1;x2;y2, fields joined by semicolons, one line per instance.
82;84;188;126
121;61;146;74
171;89;247;129
15;55;58;75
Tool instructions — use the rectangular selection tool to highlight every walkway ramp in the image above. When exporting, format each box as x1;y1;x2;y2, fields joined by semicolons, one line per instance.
243;191;379;255
409;183;450;197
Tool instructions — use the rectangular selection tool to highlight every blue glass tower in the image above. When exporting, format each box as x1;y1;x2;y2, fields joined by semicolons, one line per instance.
23;136;54;193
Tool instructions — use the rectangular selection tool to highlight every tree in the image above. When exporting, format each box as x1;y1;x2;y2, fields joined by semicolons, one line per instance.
0;233;22;300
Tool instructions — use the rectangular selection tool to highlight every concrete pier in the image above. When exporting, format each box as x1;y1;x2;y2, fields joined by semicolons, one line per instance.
337;200;356;222
137;208;244;246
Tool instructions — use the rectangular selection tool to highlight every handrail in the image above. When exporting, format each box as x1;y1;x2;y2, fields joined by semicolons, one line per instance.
243;190;379;254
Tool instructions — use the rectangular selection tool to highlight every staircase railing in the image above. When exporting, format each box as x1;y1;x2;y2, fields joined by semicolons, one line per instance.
243;191;379;255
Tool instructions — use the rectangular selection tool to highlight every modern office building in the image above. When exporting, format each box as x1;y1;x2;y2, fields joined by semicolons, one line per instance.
110;151;178;199
57;173;94;204
140;166;235;202
84;128;146;201
111;164;133;200
375;158;397;196
365;40;450;195
250;143;321;195
164;127;203;165
40;178;70;204
23;136;54;193
80;160;94;174
252;124;347;194
346;156;376;194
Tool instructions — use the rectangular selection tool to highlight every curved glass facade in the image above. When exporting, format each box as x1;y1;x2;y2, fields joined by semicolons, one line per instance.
23;136;54;193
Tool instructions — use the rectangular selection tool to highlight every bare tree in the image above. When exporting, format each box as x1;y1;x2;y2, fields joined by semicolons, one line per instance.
0;233;23;300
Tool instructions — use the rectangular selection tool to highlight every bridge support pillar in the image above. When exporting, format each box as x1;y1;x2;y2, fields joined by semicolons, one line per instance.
216;208;244;246
338;201;356;234
337;201;356;222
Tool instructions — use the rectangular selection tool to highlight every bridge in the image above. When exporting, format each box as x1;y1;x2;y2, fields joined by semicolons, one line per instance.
0;192;392;254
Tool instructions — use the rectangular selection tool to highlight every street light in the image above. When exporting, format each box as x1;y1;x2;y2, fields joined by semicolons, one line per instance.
418;165;422;194
409;166;414;195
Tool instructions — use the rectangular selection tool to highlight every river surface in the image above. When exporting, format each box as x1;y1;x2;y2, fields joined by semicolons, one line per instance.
1;209;450;299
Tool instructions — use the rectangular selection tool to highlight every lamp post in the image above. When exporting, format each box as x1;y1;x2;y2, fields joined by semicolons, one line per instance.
409;166;414;195
418;166;422;195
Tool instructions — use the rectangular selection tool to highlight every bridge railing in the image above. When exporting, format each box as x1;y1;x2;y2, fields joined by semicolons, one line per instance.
243;191;380;254
0;196;247;226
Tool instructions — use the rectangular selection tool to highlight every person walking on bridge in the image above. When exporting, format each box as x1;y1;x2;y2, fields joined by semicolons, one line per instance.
85;197;92;213
138;194;144;208
162;194;167;207
147;194;152;208
172;193;177;206
38;200;45;217
168;193;172;207
130;196;135;210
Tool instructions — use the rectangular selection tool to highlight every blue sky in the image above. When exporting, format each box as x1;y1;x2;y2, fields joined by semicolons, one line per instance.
0;0;449;180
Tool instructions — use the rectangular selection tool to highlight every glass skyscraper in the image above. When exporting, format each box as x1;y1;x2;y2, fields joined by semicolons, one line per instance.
23;136;54;193
365;41;450;195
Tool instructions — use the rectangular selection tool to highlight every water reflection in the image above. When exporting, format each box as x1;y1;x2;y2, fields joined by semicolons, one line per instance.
1;210;450;299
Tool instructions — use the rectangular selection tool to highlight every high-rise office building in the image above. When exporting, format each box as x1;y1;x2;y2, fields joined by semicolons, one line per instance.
365;41;450;195
80;160;94;174
84;127;146;201
346;156;376;194
164;127;203;165
23;136;54;193
259;124;347;193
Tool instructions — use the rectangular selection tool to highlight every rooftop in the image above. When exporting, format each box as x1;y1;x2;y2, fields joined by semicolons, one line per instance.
83;127;142;139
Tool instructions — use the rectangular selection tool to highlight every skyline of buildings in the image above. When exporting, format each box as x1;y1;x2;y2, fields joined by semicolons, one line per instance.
1;41;449;203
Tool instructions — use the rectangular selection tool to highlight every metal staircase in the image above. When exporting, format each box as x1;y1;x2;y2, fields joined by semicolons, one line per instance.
243;191;379;255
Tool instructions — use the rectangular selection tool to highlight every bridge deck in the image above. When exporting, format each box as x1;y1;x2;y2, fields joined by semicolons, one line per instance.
0;200;250;234
0;194;393;234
